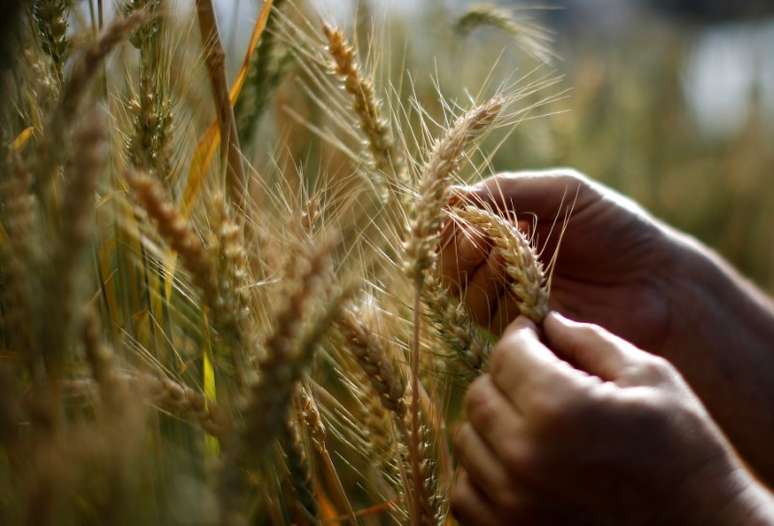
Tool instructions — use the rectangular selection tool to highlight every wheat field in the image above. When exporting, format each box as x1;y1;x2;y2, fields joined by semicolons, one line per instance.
0;1;771;525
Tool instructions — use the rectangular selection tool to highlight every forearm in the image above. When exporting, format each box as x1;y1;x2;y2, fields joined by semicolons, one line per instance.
665;231;774;486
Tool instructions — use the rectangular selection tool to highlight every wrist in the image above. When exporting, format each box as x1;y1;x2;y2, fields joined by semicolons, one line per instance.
658;225;774;485
704;468;774;526
672;450;774;526
659;226;772;357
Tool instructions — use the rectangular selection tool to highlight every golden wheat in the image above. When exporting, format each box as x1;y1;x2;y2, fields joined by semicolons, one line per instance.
405;95;504;285
456;205;550;322
322;23;407;202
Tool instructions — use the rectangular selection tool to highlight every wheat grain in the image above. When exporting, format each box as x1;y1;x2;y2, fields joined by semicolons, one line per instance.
295;385;326;456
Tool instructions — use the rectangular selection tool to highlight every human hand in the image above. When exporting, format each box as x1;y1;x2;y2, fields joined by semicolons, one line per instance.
451;313;774;526
440;169;687;351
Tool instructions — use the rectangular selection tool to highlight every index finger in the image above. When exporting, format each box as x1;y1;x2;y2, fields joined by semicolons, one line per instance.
489;317;580;409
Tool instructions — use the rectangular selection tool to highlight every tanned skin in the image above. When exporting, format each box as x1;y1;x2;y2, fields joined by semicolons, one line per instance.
441;170;774;525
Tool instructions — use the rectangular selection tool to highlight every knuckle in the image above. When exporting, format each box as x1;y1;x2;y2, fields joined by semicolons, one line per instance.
525;377;569;415
500;439;533;476
452;425;467;453
556;168;592;192
524;383;590;433
465;379;502;430
638;355;674;381
464;377;490;415
489;342;510;374
527;389;564;420
493;488;521;513
577;321;605;341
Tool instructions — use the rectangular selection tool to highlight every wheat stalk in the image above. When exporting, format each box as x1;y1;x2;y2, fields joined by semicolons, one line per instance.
404;95;502;525
456;205;550;323
195;0;245;206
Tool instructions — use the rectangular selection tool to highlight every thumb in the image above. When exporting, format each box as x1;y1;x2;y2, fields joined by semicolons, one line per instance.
543;312;641;381
467;170;588;221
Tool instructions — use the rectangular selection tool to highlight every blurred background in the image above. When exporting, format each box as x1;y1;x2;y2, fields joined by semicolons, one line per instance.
217;0;774;291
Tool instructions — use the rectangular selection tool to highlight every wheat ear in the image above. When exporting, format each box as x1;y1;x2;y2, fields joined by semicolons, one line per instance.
422;272;491;373
456;205;549;322
322;23;407;202
218;238;339;526
39;111;106;378
455;3;555;64
282;412;318;522
128;172;252;387
338;309;407;418
62;373;230;440
143;375;230;439
125;0;173;177
32;0;71;81
34;8;152;192
295;385;326;456
209;195;253;376
240;236;339;458
405;95;504;283
81;308;126;413
127;172;218;303
0;157;38;361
